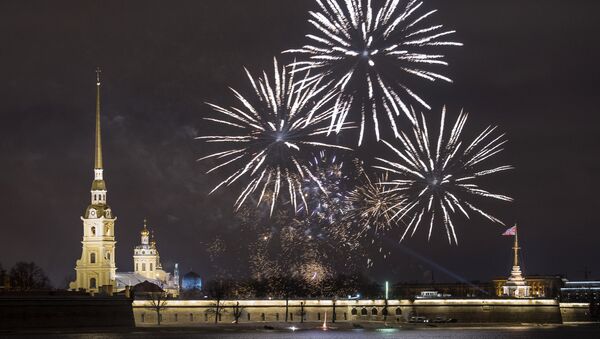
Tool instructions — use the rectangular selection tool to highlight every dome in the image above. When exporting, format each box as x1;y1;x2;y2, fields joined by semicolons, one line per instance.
182;271;202;290
141;219;150;236
91;179;106;191
84;204;113;219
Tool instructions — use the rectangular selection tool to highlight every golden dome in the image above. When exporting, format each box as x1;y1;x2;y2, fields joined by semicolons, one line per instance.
141;219;150;236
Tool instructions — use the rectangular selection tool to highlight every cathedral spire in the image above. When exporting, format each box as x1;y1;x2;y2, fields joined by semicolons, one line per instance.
95;67;103;170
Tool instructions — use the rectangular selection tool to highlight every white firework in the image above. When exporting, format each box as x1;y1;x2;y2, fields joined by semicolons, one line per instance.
374;107;513;244
198;58;352;215
286;0;462;145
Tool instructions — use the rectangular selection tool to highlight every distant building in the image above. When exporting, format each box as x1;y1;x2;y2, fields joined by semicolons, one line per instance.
115;220;179;296
394;281;494;299
560;281;600;302
493;275;564;298
182;271;202;291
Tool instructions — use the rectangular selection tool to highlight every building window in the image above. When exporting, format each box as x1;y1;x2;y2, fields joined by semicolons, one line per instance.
218;314;222;322
141;314;145;323
90;253;96;263
142;263;146;271
371;308;378;316
136;263;139;271
190;313;194;322
361;308;368;316
91;226;96;235
351;308;358;316
344;312;347;320
204;313;208;322
261;313;265;321
106;252;111;261
290;313;293;321
247;313;251;321
90;277;96;289
382;308;388;316
150;263;153;271
276;313;279;321
174;314;178;322
317;313;321;320
395;307;402;315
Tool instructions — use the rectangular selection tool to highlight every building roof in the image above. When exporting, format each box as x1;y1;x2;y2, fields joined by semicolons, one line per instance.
132;280;163;293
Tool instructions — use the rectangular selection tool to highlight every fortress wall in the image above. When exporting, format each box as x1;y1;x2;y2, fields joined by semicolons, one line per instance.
133;299;563;326
0;296;135;329
560;303;592;323
412;299;562;324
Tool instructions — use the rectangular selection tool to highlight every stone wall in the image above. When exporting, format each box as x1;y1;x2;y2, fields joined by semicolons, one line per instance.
0;295;135;329
560;302;592;323
133;298;570;326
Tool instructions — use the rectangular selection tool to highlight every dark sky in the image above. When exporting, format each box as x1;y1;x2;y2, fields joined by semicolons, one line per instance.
1;0;599;287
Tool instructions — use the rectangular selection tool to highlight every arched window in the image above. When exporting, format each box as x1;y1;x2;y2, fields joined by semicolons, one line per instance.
361;308;368;316
351;308;358;315
90;253;96;263
90;277;96;289
395;307;402;315
382;308;388;316
371;308;378;316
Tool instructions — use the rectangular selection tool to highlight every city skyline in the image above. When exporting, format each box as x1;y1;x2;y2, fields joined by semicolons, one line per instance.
1;0;599;286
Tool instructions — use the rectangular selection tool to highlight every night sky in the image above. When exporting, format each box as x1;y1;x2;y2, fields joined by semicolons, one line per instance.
1;0;599;287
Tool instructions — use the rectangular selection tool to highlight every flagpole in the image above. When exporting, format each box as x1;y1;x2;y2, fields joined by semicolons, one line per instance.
513;224;519;267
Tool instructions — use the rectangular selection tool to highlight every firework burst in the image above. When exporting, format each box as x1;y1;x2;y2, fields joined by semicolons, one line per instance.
198;58;352;215
286;0;462;145
374;107;513;245
346;170;405;240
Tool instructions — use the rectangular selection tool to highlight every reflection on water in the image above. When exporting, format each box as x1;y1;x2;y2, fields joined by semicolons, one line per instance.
7;326;600;339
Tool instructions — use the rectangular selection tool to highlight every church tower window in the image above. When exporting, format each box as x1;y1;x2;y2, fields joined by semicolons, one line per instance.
90;252;96;263
90;277;96;289
91;226;96;236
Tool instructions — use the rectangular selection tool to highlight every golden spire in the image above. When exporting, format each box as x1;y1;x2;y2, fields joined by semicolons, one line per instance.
95;67;103;170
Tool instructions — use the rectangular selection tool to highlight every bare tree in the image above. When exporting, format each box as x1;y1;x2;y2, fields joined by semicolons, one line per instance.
9;262;50;291
206;300;226;324
147;291;168;326
231;301;245;324
299;301;306;323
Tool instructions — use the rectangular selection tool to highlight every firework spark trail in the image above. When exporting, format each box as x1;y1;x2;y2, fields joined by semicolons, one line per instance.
374;107;513;245
198;58;353;214
286;0;462;145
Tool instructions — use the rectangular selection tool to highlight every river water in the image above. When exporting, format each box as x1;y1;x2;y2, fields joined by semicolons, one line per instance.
5;326;600;339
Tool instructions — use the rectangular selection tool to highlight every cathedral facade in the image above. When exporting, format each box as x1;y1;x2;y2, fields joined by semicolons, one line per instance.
69;70;178;296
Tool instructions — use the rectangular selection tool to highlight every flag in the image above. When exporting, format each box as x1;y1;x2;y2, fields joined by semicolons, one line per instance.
502;225;517;236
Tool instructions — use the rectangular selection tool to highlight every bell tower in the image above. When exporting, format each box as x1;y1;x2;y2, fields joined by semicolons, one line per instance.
70;69;117;293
